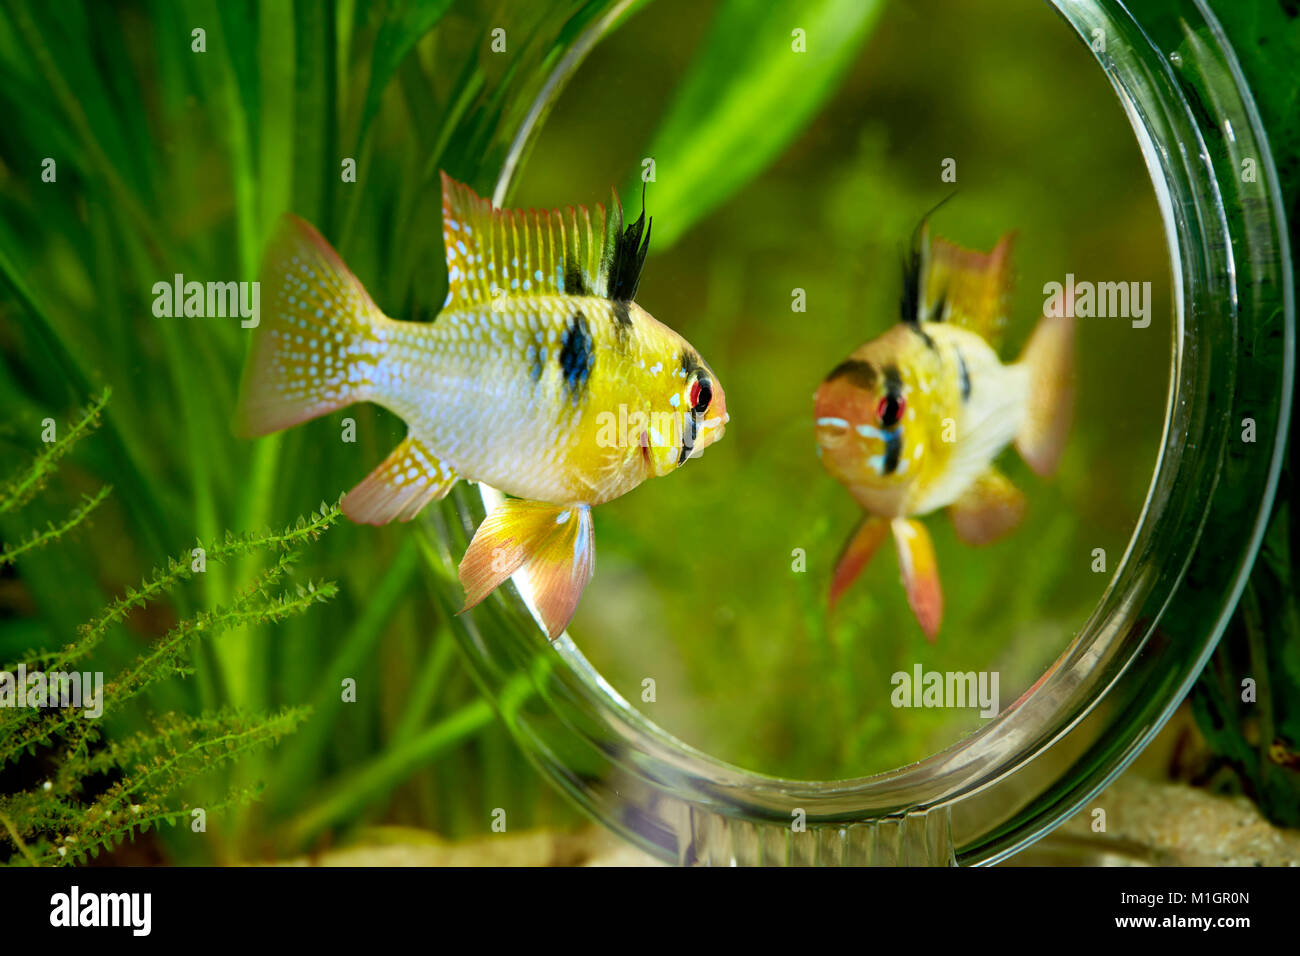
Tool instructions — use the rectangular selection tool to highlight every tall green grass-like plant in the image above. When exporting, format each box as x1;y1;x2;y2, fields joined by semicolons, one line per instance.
0;0;648;858
0;395;338;865
0;0;887;858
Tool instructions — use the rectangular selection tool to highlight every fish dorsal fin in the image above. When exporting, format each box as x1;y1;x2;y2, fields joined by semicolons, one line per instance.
916;223;1016;348
439;172;651;308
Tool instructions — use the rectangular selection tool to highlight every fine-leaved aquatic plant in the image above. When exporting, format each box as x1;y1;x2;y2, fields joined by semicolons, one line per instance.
0;394;338;866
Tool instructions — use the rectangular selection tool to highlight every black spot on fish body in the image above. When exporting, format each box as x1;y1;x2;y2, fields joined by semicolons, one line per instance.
824;358;877;390
911;322;936;351
679;349;702;379
559;310;594;401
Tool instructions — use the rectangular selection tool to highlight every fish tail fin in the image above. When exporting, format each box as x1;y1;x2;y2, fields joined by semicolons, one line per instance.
1014;304;1075;476
829;515;890;609
892;518;942;642
234;214;387;437
458;500;595;641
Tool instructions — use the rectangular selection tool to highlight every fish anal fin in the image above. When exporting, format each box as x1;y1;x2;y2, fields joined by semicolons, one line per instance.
948;468;1026;545
922;230;1015;346
892;518;943;642
458;499;595;641
1015;306;1075;476
829;516;890;609
341;435;457;525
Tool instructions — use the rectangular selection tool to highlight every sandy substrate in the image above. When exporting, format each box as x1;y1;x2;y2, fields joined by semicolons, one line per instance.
276;708;1299;867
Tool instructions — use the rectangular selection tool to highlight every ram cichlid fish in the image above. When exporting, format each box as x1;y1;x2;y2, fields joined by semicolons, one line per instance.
814;214;1074;641
234;172;728;640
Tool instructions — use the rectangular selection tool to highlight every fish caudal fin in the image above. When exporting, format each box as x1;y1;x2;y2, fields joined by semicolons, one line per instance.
341;434;458;524
1015;307;1075;477
458;499;595;641
829;516;890;609
234;214;386;437
948;467;1026;545
892;518;942;642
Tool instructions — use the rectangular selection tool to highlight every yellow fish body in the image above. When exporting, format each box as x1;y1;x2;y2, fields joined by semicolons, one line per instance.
236;173;728;639
814;220;1073;640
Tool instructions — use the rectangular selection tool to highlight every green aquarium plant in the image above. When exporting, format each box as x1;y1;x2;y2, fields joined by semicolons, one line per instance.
0;0;890;861
0;392;339;866
0;0;605;860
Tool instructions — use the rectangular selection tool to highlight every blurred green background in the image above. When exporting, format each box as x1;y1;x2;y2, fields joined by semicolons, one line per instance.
5;0;1267;867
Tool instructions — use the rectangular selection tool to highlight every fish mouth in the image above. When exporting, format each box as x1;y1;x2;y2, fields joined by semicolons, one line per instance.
639;430;653;470
814;417;905;478
684;413;727;461
815;415;852;449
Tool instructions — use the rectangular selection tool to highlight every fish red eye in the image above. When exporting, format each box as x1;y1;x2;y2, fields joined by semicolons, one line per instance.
689;378;712;415
877;394;905;427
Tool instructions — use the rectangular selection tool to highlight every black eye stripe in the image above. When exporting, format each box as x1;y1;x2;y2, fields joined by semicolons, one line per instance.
882;429;902;475
678;414;698;465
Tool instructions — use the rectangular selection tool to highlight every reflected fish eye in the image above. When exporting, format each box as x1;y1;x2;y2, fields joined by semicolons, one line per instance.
876;394;905;427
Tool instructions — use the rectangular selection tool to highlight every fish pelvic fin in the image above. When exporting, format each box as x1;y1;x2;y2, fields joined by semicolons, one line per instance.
1014;304;1075;476
829;515;890;610
948;467;1026;545
458;499;595;641
341;434;458;525
233;214;386;438
892;518;942;642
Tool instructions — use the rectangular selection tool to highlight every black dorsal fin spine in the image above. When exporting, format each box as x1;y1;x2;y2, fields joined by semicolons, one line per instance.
605;182;653;302
900;192;958;324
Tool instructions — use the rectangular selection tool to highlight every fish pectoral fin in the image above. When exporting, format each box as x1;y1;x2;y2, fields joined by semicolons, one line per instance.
948;467;1026;545
340;434;458;525
892;518;943;642
458;500;595;641
1015;305;1075;476
829;516;890;609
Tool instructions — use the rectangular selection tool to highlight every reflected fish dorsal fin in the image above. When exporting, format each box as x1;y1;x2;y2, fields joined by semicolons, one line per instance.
917;224;1016;348
439;172;651;308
